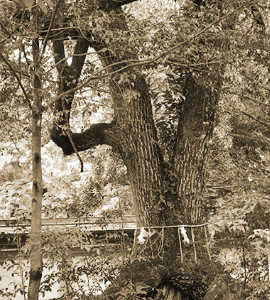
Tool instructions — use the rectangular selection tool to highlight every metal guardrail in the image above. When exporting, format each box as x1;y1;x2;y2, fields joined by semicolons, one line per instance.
0;215;137;232
0;215;137;253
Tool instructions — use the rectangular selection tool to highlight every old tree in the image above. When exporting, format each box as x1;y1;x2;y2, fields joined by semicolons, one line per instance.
1;0;270;298
50;2;220;297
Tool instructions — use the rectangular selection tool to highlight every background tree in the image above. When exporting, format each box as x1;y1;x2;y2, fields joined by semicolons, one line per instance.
0;1;45;299
28;4;43;299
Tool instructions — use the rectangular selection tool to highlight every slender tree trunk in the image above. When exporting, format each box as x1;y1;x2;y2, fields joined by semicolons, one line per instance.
28;7;43;300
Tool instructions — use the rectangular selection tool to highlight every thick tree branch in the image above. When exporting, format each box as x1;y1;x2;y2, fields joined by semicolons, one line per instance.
50;31;121;158
50;27;97;164
52;37;89;126
51;37;90;168
50;121;119;155
51;0;66;74
52;39;66;74
96;0;137;10
71;38;90;76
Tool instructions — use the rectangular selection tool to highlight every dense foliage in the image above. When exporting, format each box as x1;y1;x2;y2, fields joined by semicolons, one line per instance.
0;0;269;299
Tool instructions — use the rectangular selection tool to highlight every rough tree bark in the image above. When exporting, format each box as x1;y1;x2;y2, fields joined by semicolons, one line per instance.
173;75;219;224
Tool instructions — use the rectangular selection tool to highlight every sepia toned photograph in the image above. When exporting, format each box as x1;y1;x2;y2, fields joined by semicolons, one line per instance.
0;0;269;299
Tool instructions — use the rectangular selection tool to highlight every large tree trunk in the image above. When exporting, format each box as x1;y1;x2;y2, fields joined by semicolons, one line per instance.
173;75;219;224
106;70;167;227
